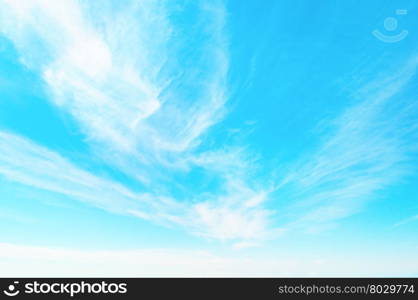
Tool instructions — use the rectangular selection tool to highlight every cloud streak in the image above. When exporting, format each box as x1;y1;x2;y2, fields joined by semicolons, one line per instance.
0;129;275;242
276;57;418;231
0;0;275;242
0;0;228;161
0;0;417;245
0;131;175;218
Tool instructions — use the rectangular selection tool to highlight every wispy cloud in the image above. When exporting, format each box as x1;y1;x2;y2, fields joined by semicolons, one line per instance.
394;214;418;227
0;130;275;242
276;57;418;231
1;0;417;246
0;0;228;161
0;131;178;218
0;0;276;243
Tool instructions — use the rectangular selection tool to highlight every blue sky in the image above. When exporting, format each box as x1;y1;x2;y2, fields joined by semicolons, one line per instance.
0;0;418;276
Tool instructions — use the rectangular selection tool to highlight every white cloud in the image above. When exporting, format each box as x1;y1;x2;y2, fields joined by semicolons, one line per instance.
191;202;272;240
276;57;418;231
231;241;260;250
0;130;275;242
0;131;179;218
1;0;416;246
0;0;275;243
0;0;228;160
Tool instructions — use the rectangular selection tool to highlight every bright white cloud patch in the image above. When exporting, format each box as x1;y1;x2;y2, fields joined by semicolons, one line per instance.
0;0;227;158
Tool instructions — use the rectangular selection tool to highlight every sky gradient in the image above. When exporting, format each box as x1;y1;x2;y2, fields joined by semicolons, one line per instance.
0;0;418;276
